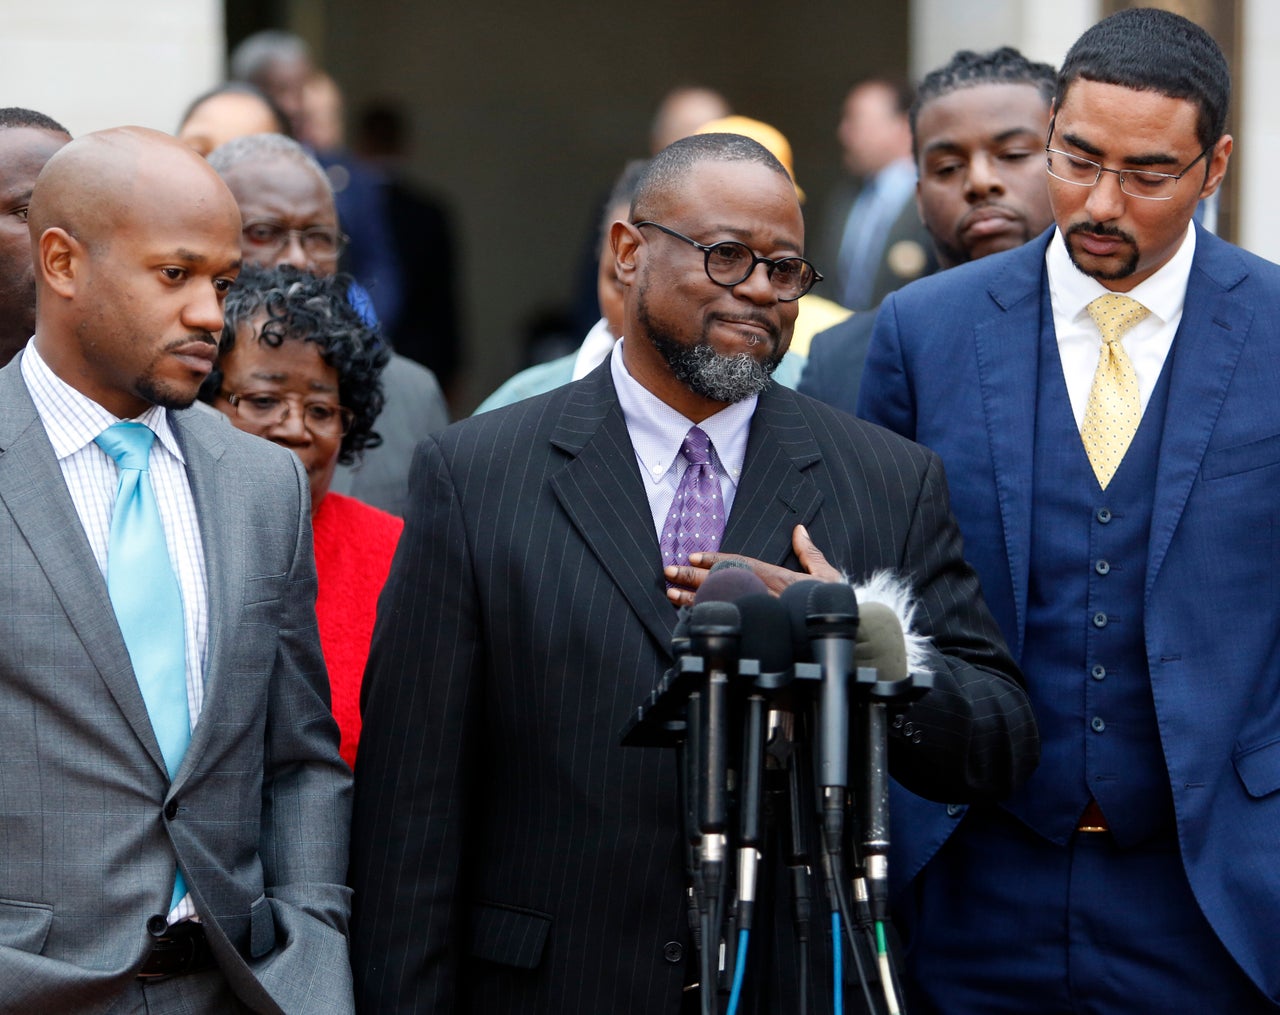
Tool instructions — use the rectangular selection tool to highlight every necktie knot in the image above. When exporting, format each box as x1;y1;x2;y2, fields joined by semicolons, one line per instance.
680;426;713;467
1087;293;1149;347
95;421;156;472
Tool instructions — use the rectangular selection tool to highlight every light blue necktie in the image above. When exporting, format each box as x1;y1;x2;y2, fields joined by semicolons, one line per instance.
95;421;190;910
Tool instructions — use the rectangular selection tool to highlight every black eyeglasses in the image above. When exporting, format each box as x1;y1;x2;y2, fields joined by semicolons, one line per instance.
634;221;821;301
1044;120;1214;201
241;221;349;261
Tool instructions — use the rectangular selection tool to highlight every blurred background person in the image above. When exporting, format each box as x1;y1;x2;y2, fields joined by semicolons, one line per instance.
0;107;70;366
355;100;463;405
564;85;732;343
474;159;643;413
815;77;937;311
202;264;397;767
208;132;448;516
230;30;404;333
228;28;311;135
648;84;731;155
800;47;1057;414
176;82;288;157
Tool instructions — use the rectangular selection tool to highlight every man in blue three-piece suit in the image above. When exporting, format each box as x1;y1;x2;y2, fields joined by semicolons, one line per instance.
859;9;1280;1011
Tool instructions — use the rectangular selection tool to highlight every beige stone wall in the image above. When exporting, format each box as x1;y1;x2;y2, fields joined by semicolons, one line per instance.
0;2;223;137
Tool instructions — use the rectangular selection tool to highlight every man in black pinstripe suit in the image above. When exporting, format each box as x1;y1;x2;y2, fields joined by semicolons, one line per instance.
349;133;1038;1014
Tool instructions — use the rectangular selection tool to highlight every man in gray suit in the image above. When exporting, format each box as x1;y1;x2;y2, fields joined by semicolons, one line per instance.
0;128;353;1012
350;132;1037;1013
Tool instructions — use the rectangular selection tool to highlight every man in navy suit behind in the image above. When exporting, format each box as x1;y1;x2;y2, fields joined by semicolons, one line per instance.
859;8;1280;1010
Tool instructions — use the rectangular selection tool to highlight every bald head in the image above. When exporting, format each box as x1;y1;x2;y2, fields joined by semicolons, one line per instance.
30;127;243;419
31;126;240;258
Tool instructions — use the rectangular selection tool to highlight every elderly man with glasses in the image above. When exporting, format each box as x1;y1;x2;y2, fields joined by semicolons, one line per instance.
207;133;448;518
349;130;1036;1014
858;8;1280;1010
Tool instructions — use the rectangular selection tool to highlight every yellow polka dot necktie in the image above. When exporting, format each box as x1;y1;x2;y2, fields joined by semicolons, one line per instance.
1081;293;1150;490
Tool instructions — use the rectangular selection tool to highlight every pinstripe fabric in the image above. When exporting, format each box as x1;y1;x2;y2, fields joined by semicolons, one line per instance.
350;363;1036;1014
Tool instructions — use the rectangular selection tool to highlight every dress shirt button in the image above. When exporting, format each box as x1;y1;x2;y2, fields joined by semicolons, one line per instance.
147;914;168;937
1092;612;1108;628
663;941;683;963
165;800;179;820
1096;508;1112;524
1095;559;1111;575
1091;716;1106;733
1091;665;1106;681
946;803;964;818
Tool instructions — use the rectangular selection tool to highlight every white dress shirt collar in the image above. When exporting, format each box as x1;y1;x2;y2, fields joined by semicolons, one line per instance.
610;338;755;488
22;340;186;464
1046;221;1196;330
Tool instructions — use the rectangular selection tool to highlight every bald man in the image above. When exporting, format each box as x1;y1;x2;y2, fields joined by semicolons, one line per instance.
0;128;353;1013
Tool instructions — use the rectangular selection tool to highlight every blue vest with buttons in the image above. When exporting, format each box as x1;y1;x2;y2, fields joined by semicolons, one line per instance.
1003;310;1177;848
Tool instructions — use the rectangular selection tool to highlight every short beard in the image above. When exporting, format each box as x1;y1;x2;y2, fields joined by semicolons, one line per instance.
1065;221;1140;280
135;332;218;410
135;373;200;411
638;286;781;405
655;337;778;404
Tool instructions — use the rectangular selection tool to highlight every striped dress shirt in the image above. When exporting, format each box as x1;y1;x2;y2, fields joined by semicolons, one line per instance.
21;342;209;922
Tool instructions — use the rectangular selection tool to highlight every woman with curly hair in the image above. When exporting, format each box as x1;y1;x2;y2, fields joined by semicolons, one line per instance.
201;263;398;766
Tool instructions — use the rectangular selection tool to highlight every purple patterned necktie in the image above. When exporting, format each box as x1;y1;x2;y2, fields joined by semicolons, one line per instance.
660;426;725;571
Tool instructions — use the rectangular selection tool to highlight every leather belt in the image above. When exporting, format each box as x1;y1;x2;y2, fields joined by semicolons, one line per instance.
137;921;216;980
1076;798;1111;834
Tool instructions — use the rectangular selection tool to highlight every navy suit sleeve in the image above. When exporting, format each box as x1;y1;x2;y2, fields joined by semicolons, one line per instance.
797;312;875;416
856;291;917;440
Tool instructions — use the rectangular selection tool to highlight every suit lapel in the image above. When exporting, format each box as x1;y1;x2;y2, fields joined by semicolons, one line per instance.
1146;230;1251;599
0;362;170;777
973;237;1050;660
721;385;824;565
549;368;677;655
166;408;233;788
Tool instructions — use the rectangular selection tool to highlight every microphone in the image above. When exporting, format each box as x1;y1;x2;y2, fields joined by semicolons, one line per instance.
730;592;792;938
689;560;762;865
694;558;768;604
780;581;859;805
854;601;909;923
686;561;760;1009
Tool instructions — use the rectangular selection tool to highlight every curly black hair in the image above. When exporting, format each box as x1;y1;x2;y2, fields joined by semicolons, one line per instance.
199;264;389;466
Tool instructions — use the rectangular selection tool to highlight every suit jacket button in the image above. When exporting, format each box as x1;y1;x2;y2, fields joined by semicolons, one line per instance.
147;914;168;937
946;803;964;818
663;941;683;963
165;800;179;820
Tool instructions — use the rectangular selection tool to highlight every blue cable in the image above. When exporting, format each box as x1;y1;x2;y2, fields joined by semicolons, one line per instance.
832;911;843;1015
726;928;750;1015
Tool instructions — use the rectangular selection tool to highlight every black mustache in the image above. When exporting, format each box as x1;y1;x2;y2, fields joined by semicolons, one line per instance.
1067;220;1135;244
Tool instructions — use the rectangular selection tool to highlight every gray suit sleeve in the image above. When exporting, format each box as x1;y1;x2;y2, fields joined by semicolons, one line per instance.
251;451;355;1012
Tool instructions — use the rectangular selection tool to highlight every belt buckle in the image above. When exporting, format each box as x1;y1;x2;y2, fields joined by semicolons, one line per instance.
137;924;200;981
1076;799;1110;834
